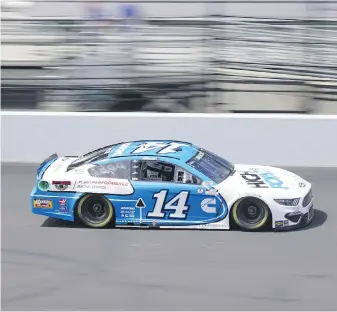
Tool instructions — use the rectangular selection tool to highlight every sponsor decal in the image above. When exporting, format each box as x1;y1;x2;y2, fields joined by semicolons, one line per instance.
202;181;214;187
240;171;288;189
120;206;136;218
240;172;268;188
52;181;70;191
58;198;68;212
38;181;49;191
275;220;283;227
299;182;306;188
34;199;52;208
142;157;159;161
205;189;218;195
197;188;204;194
195;151;204;160
75;180;129;190
111;143;131;157
195;223;227;228
284;220;289;226
201;198;217;213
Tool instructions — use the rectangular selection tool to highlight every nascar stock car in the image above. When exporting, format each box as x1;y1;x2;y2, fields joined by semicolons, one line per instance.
31;140;314;231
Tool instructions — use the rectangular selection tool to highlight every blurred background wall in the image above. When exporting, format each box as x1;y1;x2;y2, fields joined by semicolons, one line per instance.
2;0;337;114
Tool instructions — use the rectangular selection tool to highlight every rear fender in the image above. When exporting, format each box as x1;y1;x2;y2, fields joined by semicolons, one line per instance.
37;153;58;179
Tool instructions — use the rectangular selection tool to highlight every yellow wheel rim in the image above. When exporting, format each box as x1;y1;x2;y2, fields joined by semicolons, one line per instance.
77;194;114;228
232;198;269;230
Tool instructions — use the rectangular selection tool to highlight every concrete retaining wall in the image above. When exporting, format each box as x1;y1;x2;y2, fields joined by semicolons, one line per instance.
2;111;337;166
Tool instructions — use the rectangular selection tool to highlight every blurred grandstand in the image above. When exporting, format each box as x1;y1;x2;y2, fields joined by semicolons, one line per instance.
1;0;337;113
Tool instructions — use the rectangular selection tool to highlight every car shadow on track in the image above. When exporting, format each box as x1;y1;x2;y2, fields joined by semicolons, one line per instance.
40;209;328;232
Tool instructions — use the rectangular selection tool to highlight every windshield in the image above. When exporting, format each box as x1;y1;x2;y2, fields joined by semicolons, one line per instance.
186;149;235;184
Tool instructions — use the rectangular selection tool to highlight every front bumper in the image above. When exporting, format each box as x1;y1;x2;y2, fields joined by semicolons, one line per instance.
274;204;314;231
273;187;314;231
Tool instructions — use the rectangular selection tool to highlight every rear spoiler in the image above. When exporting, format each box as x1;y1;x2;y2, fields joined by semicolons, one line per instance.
37;153;58;178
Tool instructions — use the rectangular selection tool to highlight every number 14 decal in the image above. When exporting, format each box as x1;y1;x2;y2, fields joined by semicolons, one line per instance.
147;190;190;219
132;142;188;155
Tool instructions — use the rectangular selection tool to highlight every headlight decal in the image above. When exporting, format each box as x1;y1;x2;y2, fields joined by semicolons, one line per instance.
274;198;300;206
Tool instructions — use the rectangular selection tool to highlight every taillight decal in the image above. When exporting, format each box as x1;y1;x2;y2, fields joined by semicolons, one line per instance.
52;181;71;191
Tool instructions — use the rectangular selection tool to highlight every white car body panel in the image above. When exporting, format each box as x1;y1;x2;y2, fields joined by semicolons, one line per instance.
42;157;134;195
214;164;313;229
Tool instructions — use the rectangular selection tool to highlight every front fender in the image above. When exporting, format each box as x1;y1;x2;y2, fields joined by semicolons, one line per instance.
227;192;266;212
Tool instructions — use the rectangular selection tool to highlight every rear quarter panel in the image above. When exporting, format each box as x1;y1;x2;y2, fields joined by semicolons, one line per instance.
31;186;81;221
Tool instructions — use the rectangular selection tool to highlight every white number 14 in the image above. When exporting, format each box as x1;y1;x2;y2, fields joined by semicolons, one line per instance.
147;190;190;219
132;142;188;155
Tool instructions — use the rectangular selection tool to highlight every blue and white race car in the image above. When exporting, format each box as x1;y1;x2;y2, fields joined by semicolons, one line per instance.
31;140;314;231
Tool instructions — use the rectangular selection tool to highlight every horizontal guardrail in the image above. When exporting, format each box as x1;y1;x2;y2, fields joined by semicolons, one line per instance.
2;111;337;167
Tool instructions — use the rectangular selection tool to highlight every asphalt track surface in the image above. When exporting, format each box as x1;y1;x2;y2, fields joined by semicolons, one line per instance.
1;164;336;311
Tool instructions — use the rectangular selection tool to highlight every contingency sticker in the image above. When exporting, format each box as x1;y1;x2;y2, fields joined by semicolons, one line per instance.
34;199;53;208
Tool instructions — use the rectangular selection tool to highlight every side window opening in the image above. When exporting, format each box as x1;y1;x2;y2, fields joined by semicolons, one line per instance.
140;161;175;182
175;167;201;185
139;160;201;185
88;160;130;179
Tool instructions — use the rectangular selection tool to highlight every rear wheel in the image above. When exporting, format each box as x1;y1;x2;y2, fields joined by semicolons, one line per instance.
76;194;114;228
231;197;271;231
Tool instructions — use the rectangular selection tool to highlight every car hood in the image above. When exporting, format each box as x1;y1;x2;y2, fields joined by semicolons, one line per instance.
216;164;310;198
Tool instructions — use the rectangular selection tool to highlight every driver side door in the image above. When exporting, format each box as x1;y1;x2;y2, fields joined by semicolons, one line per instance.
130;160;224;226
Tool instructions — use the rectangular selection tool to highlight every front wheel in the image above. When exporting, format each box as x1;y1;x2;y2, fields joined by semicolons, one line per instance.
76;194;114;228
231;197;271;231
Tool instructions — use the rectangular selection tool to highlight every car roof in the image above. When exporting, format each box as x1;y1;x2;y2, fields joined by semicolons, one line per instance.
106;140;199;163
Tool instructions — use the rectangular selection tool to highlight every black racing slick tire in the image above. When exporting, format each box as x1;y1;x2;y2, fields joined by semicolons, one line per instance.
231;197;271;231
76;194;114;228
